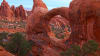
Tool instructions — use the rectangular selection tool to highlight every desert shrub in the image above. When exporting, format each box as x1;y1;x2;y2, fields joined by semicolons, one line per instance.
61;40;99;56
0;32;8;46
5;32;32;56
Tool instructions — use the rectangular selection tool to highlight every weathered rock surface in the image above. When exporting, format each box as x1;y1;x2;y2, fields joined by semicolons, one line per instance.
32;0;48;12
27;0;100;56
69;0;100;45
15;5;27;20
0;46;14;56
26;0;67;56
43;0;100;46
0;0;27;21
0;0;14;21
26;11;32;17
11;5;16;17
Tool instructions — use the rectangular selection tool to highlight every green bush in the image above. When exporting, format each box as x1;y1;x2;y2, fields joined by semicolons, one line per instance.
61;40;99;56
5;32;32;56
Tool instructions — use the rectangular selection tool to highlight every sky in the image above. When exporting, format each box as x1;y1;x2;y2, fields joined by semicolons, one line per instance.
0;0;72;10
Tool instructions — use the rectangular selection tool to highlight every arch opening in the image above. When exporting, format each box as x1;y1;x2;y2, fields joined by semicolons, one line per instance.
48;15;71;42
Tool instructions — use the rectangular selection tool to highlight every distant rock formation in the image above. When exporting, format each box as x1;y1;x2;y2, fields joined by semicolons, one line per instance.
26;11;32;17
0;0;14;21
15;5;27;20
11;5;16;17
32;0;48;12
0;0;27;21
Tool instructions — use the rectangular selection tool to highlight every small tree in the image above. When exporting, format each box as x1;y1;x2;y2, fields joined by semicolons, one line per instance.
5;32;32;56
61;40;99;56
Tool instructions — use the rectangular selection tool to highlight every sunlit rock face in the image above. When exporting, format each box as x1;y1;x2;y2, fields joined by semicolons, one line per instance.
15;5;27;20
11;5;16;17
0;0;14;21
26;7;48;40
32;0;48;12
11;5;15;13
0;0;27;21
26;0;49;40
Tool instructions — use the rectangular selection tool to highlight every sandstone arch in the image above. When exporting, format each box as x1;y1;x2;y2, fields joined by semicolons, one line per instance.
42;0;100;45
26;0;100;56
26;0;68;56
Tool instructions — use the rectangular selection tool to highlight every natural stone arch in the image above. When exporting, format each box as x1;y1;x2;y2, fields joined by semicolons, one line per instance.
42;0;100;45
26;7;67;56
42;7;70;32
26;0;100;56
26;0;68;56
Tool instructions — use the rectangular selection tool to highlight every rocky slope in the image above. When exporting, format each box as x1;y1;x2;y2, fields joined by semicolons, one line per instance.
0;46;14;56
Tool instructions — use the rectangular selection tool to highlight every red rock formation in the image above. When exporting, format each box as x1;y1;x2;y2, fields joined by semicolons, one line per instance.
11;5;15;13
0;0;14;21
15;5;27;20
26;11;32;17
11;5;15;17
0;46;15;56
26;0;67;56
27;0;100;56
32;0;48;12
43;0;100;46
0;0;27;21
69;0;100;45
